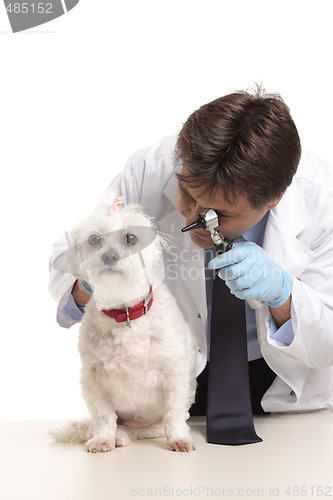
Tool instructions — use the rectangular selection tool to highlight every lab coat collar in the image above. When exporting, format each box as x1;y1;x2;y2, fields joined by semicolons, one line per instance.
270;178;312;238
159;172;207;322
163;170;179;208
263;179;314;276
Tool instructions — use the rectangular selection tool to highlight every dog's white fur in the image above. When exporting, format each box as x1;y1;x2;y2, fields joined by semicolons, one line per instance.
51;203;197;452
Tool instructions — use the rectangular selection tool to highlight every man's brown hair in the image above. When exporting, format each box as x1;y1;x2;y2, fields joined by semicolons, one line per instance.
176;86;301;209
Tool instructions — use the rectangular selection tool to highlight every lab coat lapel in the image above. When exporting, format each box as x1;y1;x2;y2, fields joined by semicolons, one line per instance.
259;181;314;402
158;174;207;323
263;181;313;277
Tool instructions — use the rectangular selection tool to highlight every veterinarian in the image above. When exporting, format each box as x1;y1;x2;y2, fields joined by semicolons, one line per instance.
50;87;333;417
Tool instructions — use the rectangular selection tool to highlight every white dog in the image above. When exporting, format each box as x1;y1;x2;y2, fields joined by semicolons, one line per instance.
51;199;197;452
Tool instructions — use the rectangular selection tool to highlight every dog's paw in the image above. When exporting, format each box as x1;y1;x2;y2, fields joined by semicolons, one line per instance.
167;438;196;452
86;436;115;453
115;427;132;447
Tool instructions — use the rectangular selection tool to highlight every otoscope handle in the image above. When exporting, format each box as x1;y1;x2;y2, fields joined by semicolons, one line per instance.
246;297;263;309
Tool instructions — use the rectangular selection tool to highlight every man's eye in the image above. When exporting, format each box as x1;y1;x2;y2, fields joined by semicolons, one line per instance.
88;234;102;246
124;234;138;246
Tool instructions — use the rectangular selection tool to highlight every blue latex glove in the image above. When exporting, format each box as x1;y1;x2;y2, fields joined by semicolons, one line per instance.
208;241;293;308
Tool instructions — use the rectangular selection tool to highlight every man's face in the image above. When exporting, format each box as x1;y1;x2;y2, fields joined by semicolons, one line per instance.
177;169;281;249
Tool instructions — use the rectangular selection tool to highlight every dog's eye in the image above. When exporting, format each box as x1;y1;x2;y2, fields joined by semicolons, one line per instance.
88;234;102;247
124;234;138;246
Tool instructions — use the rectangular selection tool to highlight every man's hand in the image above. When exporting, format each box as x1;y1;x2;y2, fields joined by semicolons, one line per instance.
208;241;293;308
72;280;92;308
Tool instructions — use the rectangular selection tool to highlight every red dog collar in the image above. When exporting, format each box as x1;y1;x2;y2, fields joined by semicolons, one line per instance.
102;286;153;327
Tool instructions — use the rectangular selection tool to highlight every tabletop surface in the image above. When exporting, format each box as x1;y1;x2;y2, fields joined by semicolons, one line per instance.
1;414;333;500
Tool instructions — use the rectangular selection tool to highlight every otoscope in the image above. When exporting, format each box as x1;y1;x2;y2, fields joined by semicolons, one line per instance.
181;208;263;309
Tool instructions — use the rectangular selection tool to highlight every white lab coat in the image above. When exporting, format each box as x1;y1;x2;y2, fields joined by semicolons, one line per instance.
49;135;333;413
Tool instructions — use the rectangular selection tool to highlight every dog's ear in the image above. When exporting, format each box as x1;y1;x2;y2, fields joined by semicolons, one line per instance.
96;188;124;215
53;230;81;277
53;250;70;274
65;228;82;277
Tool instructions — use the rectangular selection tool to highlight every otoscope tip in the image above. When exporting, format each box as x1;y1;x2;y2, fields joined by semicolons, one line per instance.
181;221;202;233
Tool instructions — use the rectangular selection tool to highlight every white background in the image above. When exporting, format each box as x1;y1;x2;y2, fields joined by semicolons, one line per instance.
0;0;332;419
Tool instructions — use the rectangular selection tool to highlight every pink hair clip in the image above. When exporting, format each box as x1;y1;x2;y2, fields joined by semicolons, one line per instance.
106;198;123;216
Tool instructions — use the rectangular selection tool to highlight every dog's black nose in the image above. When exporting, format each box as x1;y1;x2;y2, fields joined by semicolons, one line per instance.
101;250;119;266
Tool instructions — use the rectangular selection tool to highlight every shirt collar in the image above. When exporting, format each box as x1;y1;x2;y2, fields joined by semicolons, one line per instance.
240;211;269;245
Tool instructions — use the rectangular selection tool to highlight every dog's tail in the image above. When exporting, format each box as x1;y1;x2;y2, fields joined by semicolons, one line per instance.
49;419;92;444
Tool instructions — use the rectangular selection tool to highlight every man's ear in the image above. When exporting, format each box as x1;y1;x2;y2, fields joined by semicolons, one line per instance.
266;193;283;210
